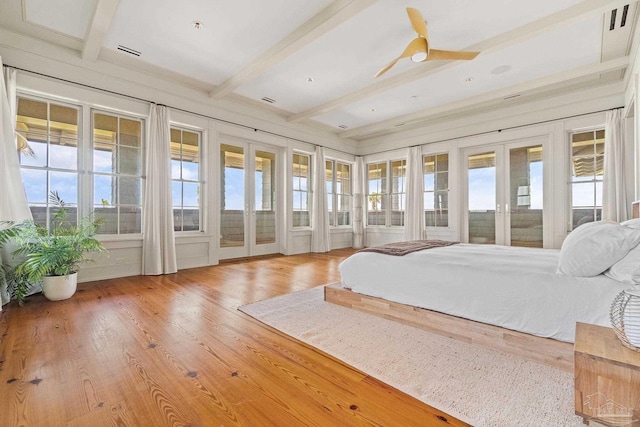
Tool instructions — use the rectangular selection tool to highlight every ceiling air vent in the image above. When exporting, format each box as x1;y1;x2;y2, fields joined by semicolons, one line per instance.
117;45;141;57
610;5;630;30
504;94;521;100
261;97;276;104
338;125;348;129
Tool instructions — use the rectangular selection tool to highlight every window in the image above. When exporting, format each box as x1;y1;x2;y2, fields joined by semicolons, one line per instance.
367;160;406;227
570;129;604;229
92;112;144;234
16;97;80;229
171;127;201;232
367;162;387;226
292;153;310;227
424;153;449;227
326;160;352;227
390;159;406;226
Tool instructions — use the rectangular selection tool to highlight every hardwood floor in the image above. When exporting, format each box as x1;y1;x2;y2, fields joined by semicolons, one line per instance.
0;249;466;427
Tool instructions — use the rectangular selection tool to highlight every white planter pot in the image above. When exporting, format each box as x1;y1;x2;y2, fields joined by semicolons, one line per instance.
42;272;78;301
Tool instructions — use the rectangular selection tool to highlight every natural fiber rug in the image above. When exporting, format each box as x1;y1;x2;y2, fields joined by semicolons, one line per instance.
238;286;586;427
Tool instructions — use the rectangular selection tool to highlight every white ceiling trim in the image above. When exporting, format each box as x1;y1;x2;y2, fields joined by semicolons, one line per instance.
82;0;121;62
209;0;378;99
340;56;630;139
288;0;630;124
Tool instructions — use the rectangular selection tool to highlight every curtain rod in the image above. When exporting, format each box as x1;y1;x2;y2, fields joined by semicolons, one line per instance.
3;63;355;156
4;64;623;159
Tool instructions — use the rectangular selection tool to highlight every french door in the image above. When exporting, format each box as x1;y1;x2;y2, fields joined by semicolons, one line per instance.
463;139;544;247
219;141;279;259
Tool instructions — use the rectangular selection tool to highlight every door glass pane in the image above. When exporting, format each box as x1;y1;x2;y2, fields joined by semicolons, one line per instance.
221;144;245;248
255;150;276;245
468;152;496;244
510;145;543;248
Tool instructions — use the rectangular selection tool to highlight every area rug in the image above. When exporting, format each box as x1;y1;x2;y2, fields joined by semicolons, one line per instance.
238;286;586;427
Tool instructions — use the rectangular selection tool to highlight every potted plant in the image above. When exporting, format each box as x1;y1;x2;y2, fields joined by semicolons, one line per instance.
0;191;105;305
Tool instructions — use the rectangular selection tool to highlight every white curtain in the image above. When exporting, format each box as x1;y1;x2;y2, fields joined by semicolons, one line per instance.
311;146;330;252
602;109;628;222
404;146;424;241
352;156;366;248
142;104;177;275
1;61;32;307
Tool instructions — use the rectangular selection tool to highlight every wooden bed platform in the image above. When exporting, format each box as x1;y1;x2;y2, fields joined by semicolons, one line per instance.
324;283;574;372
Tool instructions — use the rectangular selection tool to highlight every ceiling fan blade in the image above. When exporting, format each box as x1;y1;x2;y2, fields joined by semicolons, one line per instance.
374;58;400;78
375;38;427;78
406;7;427;38
426;49;480;61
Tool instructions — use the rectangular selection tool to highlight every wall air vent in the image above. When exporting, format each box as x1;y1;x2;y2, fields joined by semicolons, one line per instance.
117;45;141;56
261;97;276;104
503;94;521;100
338;125;348;129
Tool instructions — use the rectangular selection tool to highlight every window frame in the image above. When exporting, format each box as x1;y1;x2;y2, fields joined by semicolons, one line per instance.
91;109;145;236
366;158;406;228
170;125;204;234
423;152;450;228
16;94;82;230
326;159;352;228
568;128;604;231
292;152;312;228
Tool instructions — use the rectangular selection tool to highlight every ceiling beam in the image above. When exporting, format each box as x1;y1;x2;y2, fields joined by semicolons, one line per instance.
339;56;630;139
81;0;120;62
209;0;378;99
288;0;629;124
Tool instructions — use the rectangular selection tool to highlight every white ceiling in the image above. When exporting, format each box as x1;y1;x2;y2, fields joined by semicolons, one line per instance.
0;0;637;141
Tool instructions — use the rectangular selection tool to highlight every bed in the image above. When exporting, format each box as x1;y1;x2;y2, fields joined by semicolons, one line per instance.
325;221;640;371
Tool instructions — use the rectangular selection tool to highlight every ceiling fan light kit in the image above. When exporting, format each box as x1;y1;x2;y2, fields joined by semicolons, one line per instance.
375;7;480;77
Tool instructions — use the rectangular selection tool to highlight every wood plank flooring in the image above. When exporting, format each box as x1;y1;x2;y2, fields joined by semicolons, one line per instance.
0;249;467;427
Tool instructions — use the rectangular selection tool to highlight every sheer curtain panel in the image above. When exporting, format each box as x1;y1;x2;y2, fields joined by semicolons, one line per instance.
352;156;366;248
311;146;330;252
0;61;32;307
602;109;628;222
142;104;177;275
404;146;425;241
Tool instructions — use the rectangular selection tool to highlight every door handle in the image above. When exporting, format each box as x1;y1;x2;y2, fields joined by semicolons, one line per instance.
496;204;501;215
505;204;510;215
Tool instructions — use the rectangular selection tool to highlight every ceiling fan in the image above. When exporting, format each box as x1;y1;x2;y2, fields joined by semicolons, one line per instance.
374;7;480;78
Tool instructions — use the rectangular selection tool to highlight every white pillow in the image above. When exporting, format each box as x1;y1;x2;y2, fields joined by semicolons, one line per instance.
606;245;640;284
557;221;640;277
622;218;640;229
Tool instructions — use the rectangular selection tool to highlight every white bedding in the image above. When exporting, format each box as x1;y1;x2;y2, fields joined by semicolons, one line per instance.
338;244;631;343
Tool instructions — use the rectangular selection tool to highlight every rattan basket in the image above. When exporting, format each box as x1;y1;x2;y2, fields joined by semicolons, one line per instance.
610;288;640;352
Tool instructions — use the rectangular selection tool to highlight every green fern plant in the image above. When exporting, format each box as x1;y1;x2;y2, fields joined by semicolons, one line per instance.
0;191;105;305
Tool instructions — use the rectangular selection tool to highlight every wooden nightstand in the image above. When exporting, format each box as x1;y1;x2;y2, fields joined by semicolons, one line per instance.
574;322;640;426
